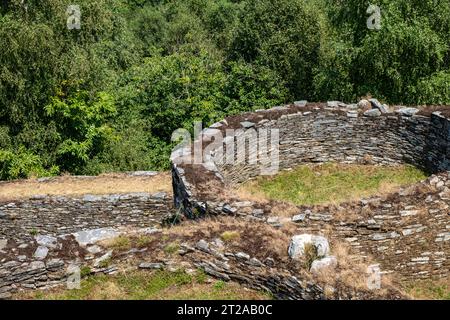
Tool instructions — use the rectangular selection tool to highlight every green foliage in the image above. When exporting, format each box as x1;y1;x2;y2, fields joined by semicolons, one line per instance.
118;51;226;141
164;241;181;255
80;266;92;278
412;71;450;105
321;0;450;104
0;0;448;180
229;0;325;99
404;279;450;300
45;90;117;173
213;280;226;290
0;147;58;180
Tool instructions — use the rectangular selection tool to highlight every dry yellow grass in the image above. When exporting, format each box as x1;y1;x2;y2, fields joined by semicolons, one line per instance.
312;241;395;296
269;202;300;218
229;184;271;204
0;172;172;201
165;216;292;261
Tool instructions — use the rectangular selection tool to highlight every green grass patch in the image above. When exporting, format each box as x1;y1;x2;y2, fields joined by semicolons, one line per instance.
240;163;427;206
164;241;180;255
403;279;450;300
22;270;272;300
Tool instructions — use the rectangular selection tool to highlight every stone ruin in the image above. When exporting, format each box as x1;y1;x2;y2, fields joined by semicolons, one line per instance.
0;99;448;299
171;99;449;282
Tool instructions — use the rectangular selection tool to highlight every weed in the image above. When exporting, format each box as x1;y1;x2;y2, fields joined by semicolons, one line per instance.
213;280;226;290
303;243;319;270
164;241;180;255
80;266;92;278
220;231;240;242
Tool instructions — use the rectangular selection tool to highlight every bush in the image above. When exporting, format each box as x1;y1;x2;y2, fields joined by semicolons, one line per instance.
411;71;450;105
229;0;325;99
0;147;58;180
0;0;448;180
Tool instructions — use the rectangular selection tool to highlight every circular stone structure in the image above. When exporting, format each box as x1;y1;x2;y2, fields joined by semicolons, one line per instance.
171;100;450;280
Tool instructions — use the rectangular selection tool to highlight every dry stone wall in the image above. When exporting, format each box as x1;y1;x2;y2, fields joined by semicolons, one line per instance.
0;173;174;298
171;101;450;282
215;106;447;184
0;192;171;242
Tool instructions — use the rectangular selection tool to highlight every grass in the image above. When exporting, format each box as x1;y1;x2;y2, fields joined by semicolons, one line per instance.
403;279;450;300
20;270;272;300
220;231;240;242
303;243;319;270
0;172;172;201
136;235;154;248
238;163;427;206
164;241;180;255
104;236;132;251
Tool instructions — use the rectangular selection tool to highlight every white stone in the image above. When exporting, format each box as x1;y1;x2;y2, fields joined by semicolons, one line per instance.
294;100;307;107
310;256;337;274
327;101;340;108
396;107;419;117
292;214;306;223
212;238;224;250
369;98;388;113
196;239;210;252
364;109;382;117
87;245;103;254
138;227;161;235
139;262;164;269
400;210;419;217
33;246;49;260
35;235;58;249
235;252;250;260
267;216;280;225
29;261;45;269
288;234;330;260
130;171;158;176
240;121;255;129
346;111;358;118
73;228;120;246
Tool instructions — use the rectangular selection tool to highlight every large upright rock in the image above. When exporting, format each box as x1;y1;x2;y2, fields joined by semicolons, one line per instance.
288;234;330;260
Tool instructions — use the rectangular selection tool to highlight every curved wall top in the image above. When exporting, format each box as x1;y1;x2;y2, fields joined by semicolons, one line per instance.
170;100;450;281
171;100;450;216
